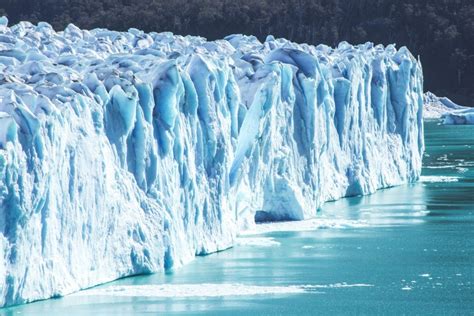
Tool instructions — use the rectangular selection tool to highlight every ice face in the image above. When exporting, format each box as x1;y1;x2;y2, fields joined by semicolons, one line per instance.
0;19;424;306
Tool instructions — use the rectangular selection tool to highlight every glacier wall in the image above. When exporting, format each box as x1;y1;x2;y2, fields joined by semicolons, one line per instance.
0;17;424;306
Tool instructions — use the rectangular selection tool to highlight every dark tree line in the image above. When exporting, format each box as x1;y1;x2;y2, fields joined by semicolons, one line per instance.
1;0;473;106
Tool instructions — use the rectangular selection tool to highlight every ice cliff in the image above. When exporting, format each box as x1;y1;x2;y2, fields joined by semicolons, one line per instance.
0;17;424;306
424;92;474;124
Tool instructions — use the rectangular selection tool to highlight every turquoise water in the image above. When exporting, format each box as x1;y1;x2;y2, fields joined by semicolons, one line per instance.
2;121;473;315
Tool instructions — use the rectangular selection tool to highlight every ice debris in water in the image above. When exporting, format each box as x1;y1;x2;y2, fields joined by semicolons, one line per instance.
0;19;423;306
419;176;459;183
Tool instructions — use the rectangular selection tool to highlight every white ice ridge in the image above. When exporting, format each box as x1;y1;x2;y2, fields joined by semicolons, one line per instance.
0;17;424;306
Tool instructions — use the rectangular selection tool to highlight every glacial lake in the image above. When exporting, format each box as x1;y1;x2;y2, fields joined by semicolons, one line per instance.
2;120;473;315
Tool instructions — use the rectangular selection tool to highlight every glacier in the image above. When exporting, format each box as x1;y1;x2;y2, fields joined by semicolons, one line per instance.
424;92;474;124
0;17;424;307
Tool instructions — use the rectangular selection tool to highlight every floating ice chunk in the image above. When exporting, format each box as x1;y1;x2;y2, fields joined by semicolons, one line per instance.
241;219;369;235
420;176;459;183
235;237;281;247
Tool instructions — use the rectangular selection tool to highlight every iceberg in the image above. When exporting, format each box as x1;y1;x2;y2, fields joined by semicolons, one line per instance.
424;92;474;124
423;92;464;119
442;109;474;125
0;18;424;306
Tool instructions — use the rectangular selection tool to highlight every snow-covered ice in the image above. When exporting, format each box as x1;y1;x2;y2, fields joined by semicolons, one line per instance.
424;92;474;124
442;108;474;125
423;92;464;119
0;17;423;306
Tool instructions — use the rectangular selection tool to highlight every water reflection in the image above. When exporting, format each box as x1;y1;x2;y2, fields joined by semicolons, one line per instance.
320;182;428;227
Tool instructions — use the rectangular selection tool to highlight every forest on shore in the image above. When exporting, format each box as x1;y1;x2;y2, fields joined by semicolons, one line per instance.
1;0;473;106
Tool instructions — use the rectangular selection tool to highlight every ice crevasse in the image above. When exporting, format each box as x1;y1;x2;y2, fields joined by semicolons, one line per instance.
0;17;424;306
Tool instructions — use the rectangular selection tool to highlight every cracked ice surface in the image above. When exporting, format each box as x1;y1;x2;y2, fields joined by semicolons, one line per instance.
0;17;423;306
